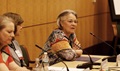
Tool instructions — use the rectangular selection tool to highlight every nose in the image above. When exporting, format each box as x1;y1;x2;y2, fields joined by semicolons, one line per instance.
11;32;15;37
72;22;77;26
20;26;23;29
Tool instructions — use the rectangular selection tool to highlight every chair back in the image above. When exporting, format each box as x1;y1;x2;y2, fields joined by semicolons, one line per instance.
20;45;31;67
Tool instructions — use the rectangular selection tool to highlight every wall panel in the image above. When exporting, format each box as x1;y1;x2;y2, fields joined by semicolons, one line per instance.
0;0;7;14
33;0;47;24
0;0;114;60
95;0;109;13
7;0;17;12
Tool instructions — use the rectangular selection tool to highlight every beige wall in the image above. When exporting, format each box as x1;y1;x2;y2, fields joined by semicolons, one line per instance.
0;0;114;60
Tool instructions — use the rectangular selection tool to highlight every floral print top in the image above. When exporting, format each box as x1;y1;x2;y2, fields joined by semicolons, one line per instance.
43;29;81;65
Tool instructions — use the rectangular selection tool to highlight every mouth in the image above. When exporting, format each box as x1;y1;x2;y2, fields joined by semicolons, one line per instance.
71;27;75;29
9;38;12;41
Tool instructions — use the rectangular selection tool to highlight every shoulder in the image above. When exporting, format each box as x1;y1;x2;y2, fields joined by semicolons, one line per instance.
49;29;67;41
51;29;64;36
4;46;10;51
53;29;66;36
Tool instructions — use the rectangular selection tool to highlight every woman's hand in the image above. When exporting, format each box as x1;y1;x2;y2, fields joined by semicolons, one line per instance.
74;49;83;58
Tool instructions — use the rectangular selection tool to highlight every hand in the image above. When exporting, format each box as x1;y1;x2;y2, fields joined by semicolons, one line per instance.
74;49;83;58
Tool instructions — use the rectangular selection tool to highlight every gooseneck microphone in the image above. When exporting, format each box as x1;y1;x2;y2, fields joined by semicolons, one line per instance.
2;50;20;62
1;50;27;67
90;32;117;62
35;44;48;52
35;44;51;58
90;32;116;53
35;44;69;71
74;43;100;69
63;35;100;69
1;46;26;67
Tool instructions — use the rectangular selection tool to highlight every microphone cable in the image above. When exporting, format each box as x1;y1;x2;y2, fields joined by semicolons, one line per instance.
35;44;69;71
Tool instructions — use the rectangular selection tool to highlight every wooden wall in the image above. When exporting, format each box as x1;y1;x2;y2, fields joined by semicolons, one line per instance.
0;0;114;60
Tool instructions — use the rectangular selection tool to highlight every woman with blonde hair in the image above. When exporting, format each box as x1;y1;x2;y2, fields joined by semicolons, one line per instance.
0;15;29;71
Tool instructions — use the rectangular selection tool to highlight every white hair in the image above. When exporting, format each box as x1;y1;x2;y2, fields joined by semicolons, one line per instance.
56;9;77;28
56;18;60;27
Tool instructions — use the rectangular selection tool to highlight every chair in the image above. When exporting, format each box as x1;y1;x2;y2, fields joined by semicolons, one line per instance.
113;23;120;54
83;41;114;56
20;45;35;70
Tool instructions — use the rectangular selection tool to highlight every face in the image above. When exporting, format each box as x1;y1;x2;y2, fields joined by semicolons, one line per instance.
0;22;14;46
60;13;78;36
15;24;22;36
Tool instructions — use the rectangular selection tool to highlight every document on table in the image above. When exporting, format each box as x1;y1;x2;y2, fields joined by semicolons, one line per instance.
49;67;84;71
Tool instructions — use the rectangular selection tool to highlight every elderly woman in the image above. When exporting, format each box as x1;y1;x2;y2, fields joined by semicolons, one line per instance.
44;9;83;65
0;15;29;71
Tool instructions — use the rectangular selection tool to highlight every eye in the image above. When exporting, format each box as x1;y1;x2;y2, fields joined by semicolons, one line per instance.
68;20;73;23
67;20;78;24
74;20;78;23
7;31;13;33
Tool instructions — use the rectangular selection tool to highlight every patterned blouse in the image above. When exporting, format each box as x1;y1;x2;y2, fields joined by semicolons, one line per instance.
44;29;81;65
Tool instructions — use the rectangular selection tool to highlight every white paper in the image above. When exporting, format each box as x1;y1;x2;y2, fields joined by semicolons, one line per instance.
100;59;108;71
117;54;120;67
49;67;84;71
113;0;120;15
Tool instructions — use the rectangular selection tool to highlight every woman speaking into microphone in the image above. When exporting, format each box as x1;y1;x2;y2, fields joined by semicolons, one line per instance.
43;9;83;65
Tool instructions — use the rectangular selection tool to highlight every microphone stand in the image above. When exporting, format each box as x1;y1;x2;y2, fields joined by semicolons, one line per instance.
90;32;117;62
35;44;69;71
61;60;69;71
74;43;100;69
84;50;101;65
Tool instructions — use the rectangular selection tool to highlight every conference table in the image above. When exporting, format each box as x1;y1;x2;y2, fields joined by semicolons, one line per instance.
50;55;117;71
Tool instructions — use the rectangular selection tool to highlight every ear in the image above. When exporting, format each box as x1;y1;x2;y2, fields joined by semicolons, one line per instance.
59;21;63;29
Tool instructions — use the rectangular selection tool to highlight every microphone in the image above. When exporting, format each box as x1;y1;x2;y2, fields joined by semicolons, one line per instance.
63;35;100;69
90;32;117;62
1;50;27;67
35;44;69;71
35;44;51;58
8;42;26;67
1;46;27;67
76;51;101;69
74;43;100;69
35;44;47;52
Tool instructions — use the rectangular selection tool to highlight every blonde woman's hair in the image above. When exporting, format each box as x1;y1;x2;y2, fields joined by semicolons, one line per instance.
3;12;24;34
0;15;14;30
